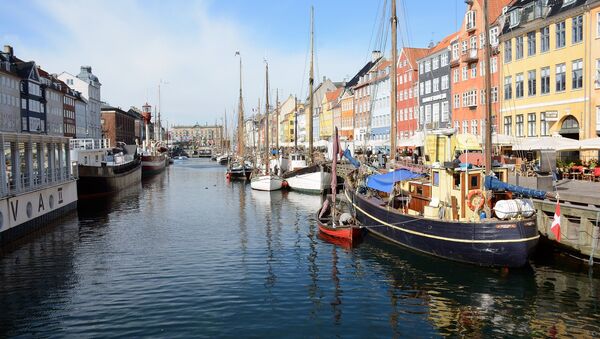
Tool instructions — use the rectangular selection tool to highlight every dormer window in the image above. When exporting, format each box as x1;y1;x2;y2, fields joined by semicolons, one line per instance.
562;0;576;7
466;10;476;31
509;9;521;28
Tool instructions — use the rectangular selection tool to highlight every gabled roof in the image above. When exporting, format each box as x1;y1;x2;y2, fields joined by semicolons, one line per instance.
15;61;39;81
325;87;343;102
347;56;382;88
430;32;459;54
399;47;430;69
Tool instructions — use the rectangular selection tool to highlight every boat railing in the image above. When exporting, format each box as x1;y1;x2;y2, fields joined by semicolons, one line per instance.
394;158;431;174
2;166;76;198
70;138;111;151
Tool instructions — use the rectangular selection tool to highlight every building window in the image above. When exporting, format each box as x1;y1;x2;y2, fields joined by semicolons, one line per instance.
454;94;460;109
555;63;566;92
420;82;424;95
432;57;439;70
596;59;600;88
432;102;440;123
504;117;512;135
541;26;550;52
441;75;449;90
491;87;498;103
528;70;536;96
572;59;583;90
441;53;449;66
425;104;432;123
490;27;499;46
462;120;468;134
556;21;566;48
480;33;485;49
470;64;477;78
504;76;512;100
597;12;600;37
452;43;459;60
491;57;497;73
419;63;424;74
462;41;468;54
453;69;459;83
480;60;486;76
527;113;536;137
516;35;524;59
515;73;524;98
454;120;460;131
504;40;512;63
466;10;476;30
425;80;431;94
540;112;549;136
516;114;524;137
425;60;431;73
441;101;449;122
572;15;583;44
433;78;439;92
462;66;468;81
527;31;536;56
541;67;551;94
470;36;477;50
480;89;486;105
471;119;478;135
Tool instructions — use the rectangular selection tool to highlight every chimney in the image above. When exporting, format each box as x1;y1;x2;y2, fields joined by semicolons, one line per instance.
81;66;92;74
322;76;326;83
3;45;13;56
371;50;382;62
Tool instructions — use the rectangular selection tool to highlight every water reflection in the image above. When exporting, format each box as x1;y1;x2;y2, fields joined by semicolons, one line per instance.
0;159;598;337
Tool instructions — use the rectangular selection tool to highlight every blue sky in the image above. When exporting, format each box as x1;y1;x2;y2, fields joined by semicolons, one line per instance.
0;0;466;125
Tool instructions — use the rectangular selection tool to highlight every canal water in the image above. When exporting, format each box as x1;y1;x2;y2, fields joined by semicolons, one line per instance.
1;158;599;338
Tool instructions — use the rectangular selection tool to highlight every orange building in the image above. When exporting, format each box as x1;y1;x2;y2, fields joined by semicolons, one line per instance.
339;88;354;140
397;47;430;140
449;0;509;135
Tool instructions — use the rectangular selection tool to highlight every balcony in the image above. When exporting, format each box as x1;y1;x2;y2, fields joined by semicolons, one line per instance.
461;48;478;64
450;57;460;67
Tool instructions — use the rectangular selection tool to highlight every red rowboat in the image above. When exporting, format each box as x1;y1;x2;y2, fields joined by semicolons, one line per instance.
316;203;363;243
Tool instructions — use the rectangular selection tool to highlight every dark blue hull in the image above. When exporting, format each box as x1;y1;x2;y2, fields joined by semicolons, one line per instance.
344;185;539;267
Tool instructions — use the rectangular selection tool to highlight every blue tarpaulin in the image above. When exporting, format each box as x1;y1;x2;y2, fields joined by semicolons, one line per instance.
342;149;360;168
366;169;424;193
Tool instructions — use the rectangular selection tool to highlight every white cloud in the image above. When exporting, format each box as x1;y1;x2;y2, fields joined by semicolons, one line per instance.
8;0;365;126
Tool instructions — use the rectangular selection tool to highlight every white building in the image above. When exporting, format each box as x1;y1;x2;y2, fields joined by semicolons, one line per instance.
0;49;21;132
39;71;64;136
59;66;101;138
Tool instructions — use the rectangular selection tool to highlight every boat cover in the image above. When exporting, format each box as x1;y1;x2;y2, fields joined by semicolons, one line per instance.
366;169;423;193
342;149;360;168
484;175;547;199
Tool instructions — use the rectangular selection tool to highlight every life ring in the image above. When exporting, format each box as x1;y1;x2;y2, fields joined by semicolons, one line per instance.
467;190;485;211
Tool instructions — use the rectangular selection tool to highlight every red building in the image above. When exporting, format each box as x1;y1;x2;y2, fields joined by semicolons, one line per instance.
396;47;430;140
449;0;509;135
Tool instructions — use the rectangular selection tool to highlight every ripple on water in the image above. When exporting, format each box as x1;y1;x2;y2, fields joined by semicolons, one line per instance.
0;159;599;338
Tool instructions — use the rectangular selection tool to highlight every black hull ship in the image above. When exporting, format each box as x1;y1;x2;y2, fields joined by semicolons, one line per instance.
344;182;539;267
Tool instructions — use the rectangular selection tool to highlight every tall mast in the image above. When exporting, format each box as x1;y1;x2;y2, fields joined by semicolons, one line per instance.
224;109;228;155
482;0;493;174
158;81;162;143
265;61;270;175
307;6;314;165
237;52;245;158
294;96;298;150
390;0;398;163
276;89;279;151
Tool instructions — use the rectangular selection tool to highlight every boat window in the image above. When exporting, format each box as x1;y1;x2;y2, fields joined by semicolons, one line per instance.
469;175;479;189
416;185;423;195
433;171;439;186
453;173;461;189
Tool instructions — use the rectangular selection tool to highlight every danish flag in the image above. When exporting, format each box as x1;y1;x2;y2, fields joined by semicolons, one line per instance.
551;201;561;242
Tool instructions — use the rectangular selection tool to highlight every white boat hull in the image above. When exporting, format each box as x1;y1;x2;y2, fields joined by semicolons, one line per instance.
285;170;331;193
250;175;284;191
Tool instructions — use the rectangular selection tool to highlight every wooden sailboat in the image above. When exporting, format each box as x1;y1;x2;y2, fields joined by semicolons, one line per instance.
344;0;545;267
250;60;284;191
317;127;362;243
227;52;252;180
283;6;332;194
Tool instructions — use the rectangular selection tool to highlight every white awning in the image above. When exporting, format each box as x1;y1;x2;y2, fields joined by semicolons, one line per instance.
511;136;580;151
398;131;425;147
577;137;600;150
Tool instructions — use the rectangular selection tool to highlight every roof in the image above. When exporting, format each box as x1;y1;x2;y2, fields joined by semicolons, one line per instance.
429;32;459;55
325;87;343;102
400;47;430;69
347;56;382;88
485;0;513;24
500;0;591;34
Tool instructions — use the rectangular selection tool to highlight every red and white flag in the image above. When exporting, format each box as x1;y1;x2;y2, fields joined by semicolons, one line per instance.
551;201;561;242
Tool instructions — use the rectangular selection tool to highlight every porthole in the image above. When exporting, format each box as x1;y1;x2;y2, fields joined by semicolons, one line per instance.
26;202;33;218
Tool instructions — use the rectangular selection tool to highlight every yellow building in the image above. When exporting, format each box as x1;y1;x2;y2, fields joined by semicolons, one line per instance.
500;1;597;143
319;88;342;140
591;3;600;138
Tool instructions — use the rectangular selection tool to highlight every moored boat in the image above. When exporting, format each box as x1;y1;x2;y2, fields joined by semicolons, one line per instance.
250;174;283;191
317;202;363;242
141;153;168;176
283;163;331;193
71;139;142;197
